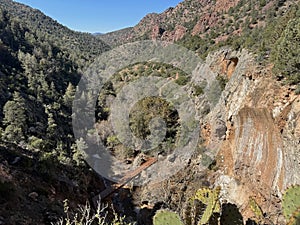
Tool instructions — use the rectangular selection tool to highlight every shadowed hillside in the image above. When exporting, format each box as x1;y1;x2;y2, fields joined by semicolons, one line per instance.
0;0;300;224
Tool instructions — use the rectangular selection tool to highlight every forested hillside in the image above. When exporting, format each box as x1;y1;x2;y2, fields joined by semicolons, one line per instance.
0;2;110;152
100;0;300;87
0;1;111;223
0;0;109;64
0;0;300;224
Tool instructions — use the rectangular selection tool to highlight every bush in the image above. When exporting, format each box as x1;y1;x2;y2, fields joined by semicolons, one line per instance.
175;75;190;85
192;84;204;96
28;136;44;150
216;76;228;91
52;200;134;225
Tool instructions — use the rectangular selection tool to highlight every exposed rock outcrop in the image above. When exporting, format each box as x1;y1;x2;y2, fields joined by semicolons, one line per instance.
99;0;241;46
135;49;299;224
199;49;299;223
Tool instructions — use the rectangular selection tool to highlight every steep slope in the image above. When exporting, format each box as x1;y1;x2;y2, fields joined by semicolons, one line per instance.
99;0;295;47
0;3;111;224
202;49;299;222
0;141;105;224
0;0;110;64
0;0;299;224
97;0;300;224
129;47;299;225
99;0;234;46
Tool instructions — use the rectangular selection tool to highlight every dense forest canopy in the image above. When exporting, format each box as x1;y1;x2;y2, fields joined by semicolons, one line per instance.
0;2;109;165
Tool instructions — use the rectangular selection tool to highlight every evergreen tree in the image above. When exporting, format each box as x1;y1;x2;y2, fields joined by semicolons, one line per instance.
63;82;76;108
271;17;300;84
3;92;27;142
44;104;58;140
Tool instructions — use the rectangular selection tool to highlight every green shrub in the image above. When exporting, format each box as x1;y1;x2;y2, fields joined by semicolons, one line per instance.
175;75;190;86
28;136;44;150
106;135;120;149
216;76;228;91
192;84;204;96
129;97;179;143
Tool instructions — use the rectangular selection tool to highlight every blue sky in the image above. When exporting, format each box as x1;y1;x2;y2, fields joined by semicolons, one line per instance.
14;0;183;33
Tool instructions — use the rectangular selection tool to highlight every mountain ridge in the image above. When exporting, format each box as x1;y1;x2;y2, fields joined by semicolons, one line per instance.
99;0;298;50
0;0;110;63
0;3;111;223
99;0;238;46
0;0;299;224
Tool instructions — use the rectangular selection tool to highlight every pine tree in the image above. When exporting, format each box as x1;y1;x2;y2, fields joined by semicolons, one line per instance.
272;17;300;84
44;104;58;140
3;92;27;142
63;82;76;108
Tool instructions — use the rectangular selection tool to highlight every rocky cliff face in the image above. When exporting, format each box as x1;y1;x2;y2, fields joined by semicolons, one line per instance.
199;49;300;223
99;0;240;46
134;49;300;224
99;0;300;223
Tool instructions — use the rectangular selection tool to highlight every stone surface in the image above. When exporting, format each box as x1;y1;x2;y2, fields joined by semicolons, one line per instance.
134;49;300;224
